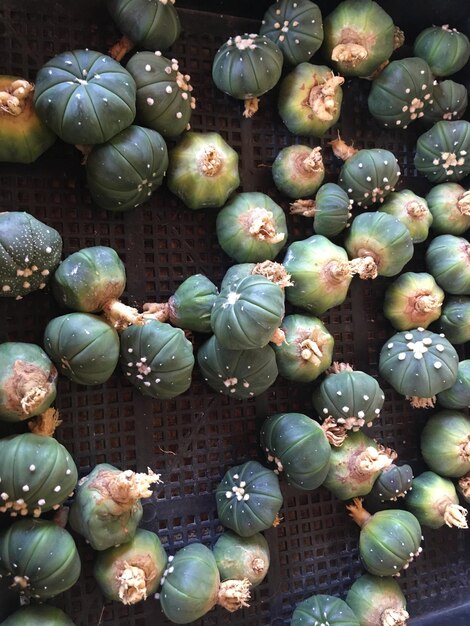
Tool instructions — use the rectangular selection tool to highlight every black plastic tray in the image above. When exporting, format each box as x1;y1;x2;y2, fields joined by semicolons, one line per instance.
0;1;469;624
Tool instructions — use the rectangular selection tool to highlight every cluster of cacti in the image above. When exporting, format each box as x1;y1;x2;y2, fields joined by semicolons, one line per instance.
0;0;469;624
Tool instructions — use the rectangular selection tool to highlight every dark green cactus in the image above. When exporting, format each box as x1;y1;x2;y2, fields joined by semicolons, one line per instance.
425;234;470;295
312;362;385;431
368;463;414;503
125;52;194;140
420;410;470;478
292;594;360;626
437;359;470;409
0;605;76;625
260;412;332;491
423;80;468;124
216;460;283;537
33;49;136;145
197;335;278;399
338;149;401;207
379;327;459;408
260;0;323;65
290;182;352;237
414;120;470;183
86;125;168;212
0;518;81;600
368;57;434;129
43;313;120;386
120;320;194;400
413;25;470;77
0;212;62;299
0;431;78;517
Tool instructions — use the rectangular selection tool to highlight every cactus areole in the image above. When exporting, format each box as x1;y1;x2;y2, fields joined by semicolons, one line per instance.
379;327;459;408
414;120;470;183
0;75;56;163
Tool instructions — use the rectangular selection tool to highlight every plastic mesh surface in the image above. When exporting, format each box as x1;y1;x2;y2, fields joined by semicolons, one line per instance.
0;1;469;625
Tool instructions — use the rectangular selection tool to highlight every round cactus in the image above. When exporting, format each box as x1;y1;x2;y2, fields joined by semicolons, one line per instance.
125;51;194;140
437;359;470;409
414;120;470;183
368;463;414;505
0;212;62;299
0;518;81;600
368;57;434;129
272;145;325;199
107;0;181;61
405;471;468;529
213;530;270;588
289;182;352;238
212;33;283;118
260;0;323;66
323;430;396;500
426;183;470;235
120;320;194;400
0;76;56;163
51;246;143;329
338;148;401;208
423;80;468;124
273;314;334;383
383;272;445;331
68;463;161;551
210;274;285;351
322;0;398;78
94;528;167;604
344;212;414;279
0;342;57;423
420;410;470;478
216;460;283;537
143;274;219;334
378;190;433;244
159;543;251;624
437;297;470;344
43;313;120;386
0;430;78;517
260;412;332;491
379;327;459;408
282;235;352;315
167;131;239;209
277;63;344;137
346;498;423;577
425;234;470;295
86;125;168;212
291;594;360;626
197;335;278;399
413;24;470;77
312;362;385;431
216;192;288;263
346;574;409;626
0;605;76;625
33;49;136;145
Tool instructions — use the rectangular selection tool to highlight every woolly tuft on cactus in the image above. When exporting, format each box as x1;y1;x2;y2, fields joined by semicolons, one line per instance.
68;463;161;551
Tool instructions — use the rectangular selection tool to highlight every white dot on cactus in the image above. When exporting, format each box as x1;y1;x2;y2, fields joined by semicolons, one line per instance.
54;486;61;493
22;485;29;492
38;499;46;506
363;395;369;401
323;408;328;414
342;406;349;412
358;411;365;418
398;353;406;361
29;465;36;472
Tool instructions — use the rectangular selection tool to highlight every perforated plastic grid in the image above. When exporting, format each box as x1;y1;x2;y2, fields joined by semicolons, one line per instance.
0;1;469;625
